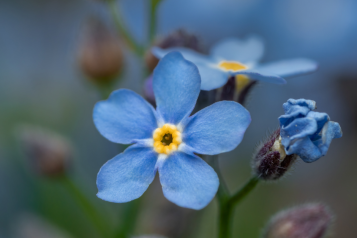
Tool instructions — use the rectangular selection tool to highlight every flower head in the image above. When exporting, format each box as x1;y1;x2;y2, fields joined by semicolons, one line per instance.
279;99;342;163
152;36;317;91
93;52;251;209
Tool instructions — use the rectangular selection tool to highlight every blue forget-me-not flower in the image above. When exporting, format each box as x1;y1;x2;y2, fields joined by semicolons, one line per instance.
93;52;251;209
152;36;318;91
279;99;342;163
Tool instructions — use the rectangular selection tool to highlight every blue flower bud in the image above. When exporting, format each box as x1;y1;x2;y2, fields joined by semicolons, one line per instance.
263;203;333;238
279;99;342;163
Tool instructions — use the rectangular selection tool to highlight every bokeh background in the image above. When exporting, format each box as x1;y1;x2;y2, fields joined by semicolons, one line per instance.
1;0;357;237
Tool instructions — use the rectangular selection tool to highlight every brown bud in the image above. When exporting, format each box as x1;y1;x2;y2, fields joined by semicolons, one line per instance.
17;125;71;177
78;17;123;84
145;29;203;72
252;128;297;180
263;203;333;238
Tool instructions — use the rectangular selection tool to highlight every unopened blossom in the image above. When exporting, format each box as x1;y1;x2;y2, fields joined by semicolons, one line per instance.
152;36;317;91
18;125;71;177
252;128;297;180
93;52;251;209
263;203;333;238
279;99;342;163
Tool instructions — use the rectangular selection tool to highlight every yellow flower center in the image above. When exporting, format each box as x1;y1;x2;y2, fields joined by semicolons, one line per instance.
235;75;250;92
219;61;248;71
153;124;182;155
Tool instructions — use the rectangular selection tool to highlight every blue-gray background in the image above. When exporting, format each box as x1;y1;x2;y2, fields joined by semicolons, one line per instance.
0;0;356;237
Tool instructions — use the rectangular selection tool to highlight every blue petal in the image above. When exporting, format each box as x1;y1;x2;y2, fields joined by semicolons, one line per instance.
152;47;229;91
283;99;316;114
158;152;219;210
183;101;251;155
97;146;158;203
285;137;322;163
195;63;230;91
151;46;209;64
279;99;316;126
93;89;158;144
306;111;329;141
313;121;342;157
233;70;286;84
210;36;264;64
281;117;317;149
153;52;201;124
253;58;318;78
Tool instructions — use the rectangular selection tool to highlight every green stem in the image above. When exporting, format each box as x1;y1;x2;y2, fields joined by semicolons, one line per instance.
115;199;141;238
149;0;162;44
217;176;260;238
60;175;111;238
218;201;233;238
228;176;259;207
107;0;143;55
211;156;229;202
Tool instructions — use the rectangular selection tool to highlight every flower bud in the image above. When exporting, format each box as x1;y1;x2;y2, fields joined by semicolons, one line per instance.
252;128;297;180
279;99;342;163
262;203;333;238
78;17;123;84
17;125;71;177
145;29;203;72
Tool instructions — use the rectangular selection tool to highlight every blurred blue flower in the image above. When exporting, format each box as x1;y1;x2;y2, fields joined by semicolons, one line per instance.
152;37;318;91
279;99;342;163
93;52;251;209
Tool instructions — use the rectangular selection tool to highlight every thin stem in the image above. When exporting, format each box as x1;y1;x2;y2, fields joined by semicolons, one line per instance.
218;201;233;238
107;0;143;55
217;176;260;238
228;176;259;207
60;175;111;238
149;0;162;44
115;199;141;238
211;155;229;201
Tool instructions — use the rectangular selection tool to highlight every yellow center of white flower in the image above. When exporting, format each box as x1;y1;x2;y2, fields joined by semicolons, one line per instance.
153;124;182;155
219;61;248;72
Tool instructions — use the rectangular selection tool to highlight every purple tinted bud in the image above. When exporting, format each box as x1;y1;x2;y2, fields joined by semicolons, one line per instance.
78;17;123;84
145;29;203;72
18;125;72;177
263;203;333;238
144;75;156;106
252;128;297;180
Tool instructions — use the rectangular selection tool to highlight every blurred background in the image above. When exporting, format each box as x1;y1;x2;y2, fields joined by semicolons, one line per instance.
0;0;356;237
